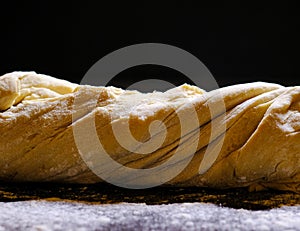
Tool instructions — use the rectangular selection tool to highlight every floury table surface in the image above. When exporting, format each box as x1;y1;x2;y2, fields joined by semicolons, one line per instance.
1;183;300;230
1;201;300;231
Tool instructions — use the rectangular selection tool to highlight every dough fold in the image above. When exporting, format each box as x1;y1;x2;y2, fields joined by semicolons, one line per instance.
0;72;299;192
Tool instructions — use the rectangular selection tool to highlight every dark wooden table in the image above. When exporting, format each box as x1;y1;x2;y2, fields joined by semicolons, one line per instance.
1;182;299;210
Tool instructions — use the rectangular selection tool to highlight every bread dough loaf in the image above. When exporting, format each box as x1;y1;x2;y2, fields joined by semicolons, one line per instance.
0;72;299;192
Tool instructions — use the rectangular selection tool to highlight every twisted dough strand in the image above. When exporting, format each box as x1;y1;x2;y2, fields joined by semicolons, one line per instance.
0;72;299;192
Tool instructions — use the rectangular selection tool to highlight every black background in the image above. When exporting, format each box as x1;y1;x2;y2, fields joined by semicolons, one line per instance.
0;2;299;89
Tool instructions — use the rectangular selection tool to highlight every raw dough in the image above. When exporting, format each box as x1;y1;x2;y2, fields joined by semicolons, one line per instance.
0;72;299;192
